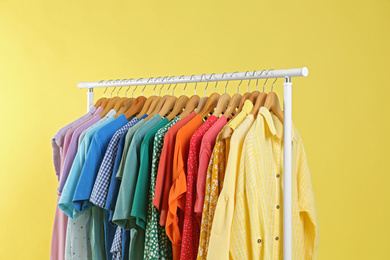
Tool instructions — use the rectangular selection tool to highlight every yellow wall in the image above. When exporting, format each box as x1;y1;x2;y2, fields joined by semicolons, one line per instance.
1;0;389;259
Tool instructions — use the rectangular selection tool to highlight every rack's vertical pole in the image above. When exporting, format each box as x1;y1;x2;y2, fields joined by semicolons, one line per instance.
283;77;292;260
87;88;94;112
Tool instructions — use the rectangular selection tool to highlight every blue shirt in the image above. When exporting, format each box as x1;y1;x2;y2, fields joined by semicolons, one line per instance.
73;114;129;212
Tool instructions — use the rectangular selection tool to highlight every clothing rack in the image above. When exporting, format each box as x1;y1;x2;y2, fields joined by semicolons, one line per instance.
78;67;309;260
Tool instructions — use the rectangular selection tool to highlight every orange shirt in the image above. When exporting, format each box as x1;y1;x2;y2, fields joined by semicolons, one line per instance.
153;112;196;226
166;114;203;260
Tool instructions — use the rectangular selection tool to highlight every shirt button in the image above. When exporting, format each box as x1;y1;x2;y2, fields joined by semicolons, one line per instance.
276;174;280;178
276;205;280;209
257;239;262;243
275;237;279;241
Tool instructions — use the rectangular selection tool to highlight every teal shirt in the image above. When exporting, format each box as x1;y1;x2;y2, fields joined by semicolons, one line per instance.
112;115;162;260
116;119;146;179
131;118;169;229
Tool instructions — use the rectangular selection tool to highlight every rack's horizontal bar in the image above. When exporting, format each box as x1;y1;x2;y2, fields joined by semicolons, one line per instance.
78;67;308;89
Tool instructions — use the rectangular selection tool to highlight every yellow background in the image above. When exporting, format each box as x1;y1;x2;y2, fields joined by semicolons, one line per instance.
0;0;389;259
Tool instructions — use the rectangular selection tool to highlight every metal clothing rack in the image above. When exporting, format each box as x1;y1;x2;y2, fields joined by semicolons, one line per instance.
78;67;309;260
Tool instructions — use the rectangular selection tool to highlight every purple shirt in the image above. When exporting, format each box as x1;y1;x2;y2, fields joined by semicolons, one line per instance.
51;106;97;180
58;111;103;195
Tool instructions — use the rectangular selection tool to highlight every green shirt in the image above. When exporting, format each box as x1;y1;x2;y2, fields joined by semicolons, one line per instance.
132;118;169;229
116;119;146;179
112;115;162;260
144;117;179;260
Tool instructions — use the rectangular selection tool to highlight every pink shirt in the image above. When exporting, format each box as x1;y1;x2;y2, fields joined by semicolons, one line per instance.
194;116;227;217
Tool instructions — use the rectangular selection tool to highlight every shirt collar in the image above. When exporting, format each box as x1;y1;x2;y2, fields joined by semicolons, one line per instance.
259;107;298;142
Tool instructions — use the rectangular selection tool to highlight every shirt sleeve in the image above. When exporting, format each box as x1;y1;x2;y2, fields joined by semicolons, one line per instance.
294;138;320;259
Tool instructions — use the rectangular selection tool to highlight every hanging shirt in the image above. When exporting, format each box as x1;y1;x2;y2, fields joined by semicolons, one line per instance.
181;115;218;260
90;116;140;208
50;106;97;260
61;106;103;162
113;114;162;260
58;110;104;195
78;109;117;146
59;116;116;260
144;117;179;260
153;112;196;226
59;116;115;218
132;118;169;230
73;114;129;212
197;100;253;260
230;107;319;259
115;119;147;179
195;115;227;224
166;114;203;260
205;114;254;260
51;105;97;180
195;100;253;215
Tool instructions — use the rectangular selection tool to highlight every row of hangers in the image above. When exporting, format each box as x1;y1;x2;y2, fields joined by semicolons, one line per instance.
93;70;284;138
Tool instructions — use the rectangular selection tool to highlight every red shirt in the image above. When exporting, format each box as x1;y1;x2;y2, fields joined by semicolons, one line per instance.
153;112;196;226
180;115;218;260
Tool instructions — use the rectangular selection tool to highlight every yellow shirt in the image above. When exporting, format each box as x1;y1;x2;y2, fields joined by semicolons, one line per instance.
230;107;319;260
197;101;253;260
206;114;254;260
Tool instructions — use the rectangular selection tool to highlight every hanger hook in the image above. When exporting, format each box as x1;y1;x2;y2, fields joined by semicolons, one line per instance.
254;70;266;91
271;77;278;92
262;69;274;92
141;77;153;96
174;75;185;95
125;78;134;97
110;86;117;98
159;76;169;96
167;76;175;95
190;75;197;95
207;73;217;92
153;77;161;95
229;72;240;93
102;86;108;98
116;79;124;96
221;72;228;93
135;78;143;97
180;75;188;95
243;71;251;92
200;74;208;97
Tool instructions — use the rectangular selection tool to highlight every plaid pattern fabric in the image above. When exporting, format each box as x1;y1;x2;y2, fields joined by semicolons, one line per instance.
111;226;122;260
230;108;319;259
90;117;139;207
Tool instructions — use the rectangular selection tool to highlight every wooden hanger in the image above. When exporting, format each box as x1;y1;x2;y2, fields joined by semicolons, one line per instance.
264;92;283;122
223;93;242;119
125;96;147;119
136;96;156;119
250;90;260;102
100;98;110;109
212;93;230;117
114;98;134;118
198;93;220;119
113;97;129;111
145;96;167;121
94;97;106;108
166;95;188;121
195;96;208;114
99;96;120;117
158;96;177;118
179;95;199;119
235;92;251;115
250;92;267;116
